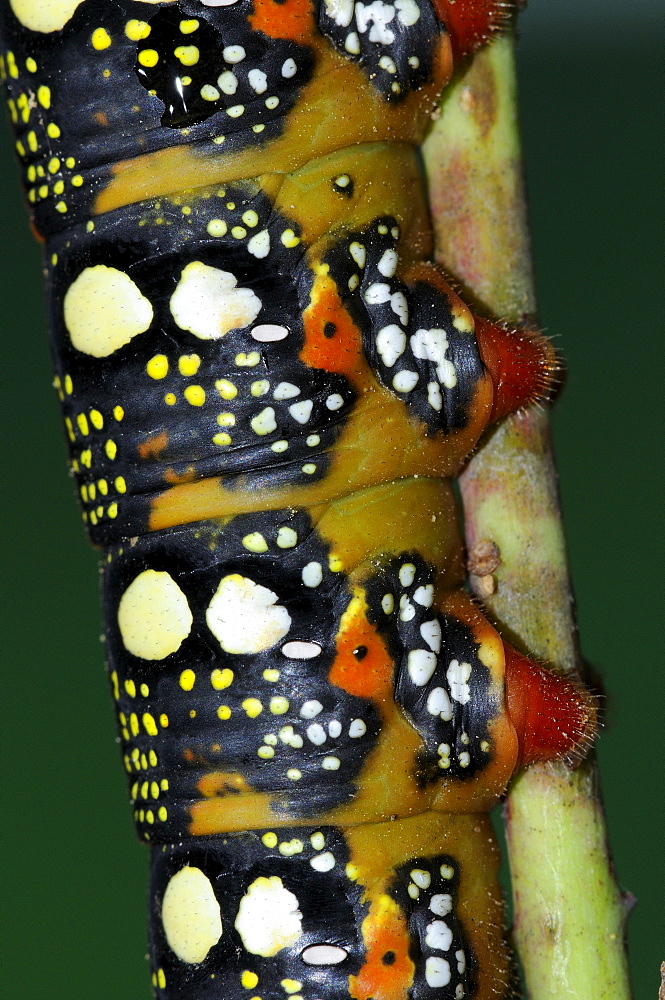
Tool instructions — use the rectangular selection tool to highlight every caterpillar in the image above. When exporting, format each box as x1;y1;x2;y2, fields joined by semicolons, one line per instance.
0;2;596;997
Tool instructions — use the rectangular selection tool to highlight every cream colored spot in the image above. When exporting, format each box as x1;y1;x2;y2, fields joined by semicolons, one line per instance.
64;265;153;357
118;570;192;660
235;877;302;957
206;574;290;655
9;0;85;32
170;262;261;340
161;866;222;964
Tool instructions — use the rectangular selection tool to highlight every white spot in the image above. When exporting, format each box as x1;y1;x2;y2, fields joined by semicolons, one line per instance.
328;719;342;738
459;751;471;767
206;574;291;654
324;0;354;25
64;265;153;358
456;949;466;973
118;570;192;660
281;57;297;77
344;31;360;53
390;290;409;325
217;70;238;95
247;230;271;258
425;920;453;952
251;323;289;342
274;382;300;400
410;868;431;889
300;700;323;719
223;44;245;63
311;831;326;850
326;393;344;410
276;526;298;548
310;852;336;872
399;562;416;586
170;262;261;339
420;619;441;653
393;369;419;392
322;756;340;770
399;595;416;621
251;407;277;436
364;281;391;305
376;325;406;368
302;562;323;587
408;54;420;67
425;956;451;988
446;659;472;704
381;593;394;614
9;0;85;33
235;877;302;957
395;0;420;25
201;84;220;101
377;249;398;277
378;54;397;74
407;649;437;686
411;328;457;388
272;440;288;453
349;242;366;268
301;944;348;965
248;68;268;93
161;866;222;964
430;894;453;916
282;641;322;659
307;723;326;745
427;687;453;721
355;0;396;44
349;718;366;738
413;584;434;607
289;400;314;424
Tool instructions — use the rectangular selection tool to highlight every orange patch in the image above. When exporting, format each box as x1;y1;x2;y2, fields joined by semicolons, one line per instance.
249;0;314;42
350;894;414;999
301;270;363;376
137;430;168;459
163;466;197;486
198;770;251;798
329;594;394;702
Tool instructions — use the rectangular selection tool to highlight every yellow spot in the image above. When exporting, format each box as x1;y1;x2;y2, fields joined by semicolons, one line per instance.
280;229;300;248
65;156;76;169
76;412;89;436
242;698;263;718
158;806;168;821
206;218;227;238
118;569;193;660
179;669;196;691
113;405;124;421
242;532;268;553
71;174;84;187
328;554;344;572
37;85;51;108
98;479;108;495
216;378;238;400
184;384;205;406
125;19;151;41
281;982;303;995
241;971;259;989
235;352;260;366
157;969;166;989
175;44;199;66
160;713;169;728
141;713;157;736
138;48;159;68
115;476;127;494
65;266;153;357
212;432;231;446
217;705;231;720
108;502;118;520
263;669;280;682
53;181;64;194
48;157;60;174
165;392;177;405
146;354;169;379
91;27;112;50
162;867;222;964
262;832;278;848
179;18;199;33
231;226;247;239
269;697;289;715
55;201;68;214
89;408;104;430
178;354;201;376
110;670;120;700
242;210;259;228
105;439;117;460
257;745;274;759
211;668;233;690
25;56;37;72
216;412;235;427
130;713;140;737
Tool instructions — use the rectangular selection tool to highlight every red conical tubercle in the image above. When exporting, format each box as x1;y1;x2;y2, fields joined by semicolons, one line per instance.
431;0;515;62
505;645;596;768
474;317;559;423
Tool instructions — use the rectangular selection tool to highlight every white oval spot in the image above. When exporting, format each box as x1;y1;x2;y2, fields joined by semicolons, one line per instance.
282;641;322;659
378;249;399;277
425;955;451;987
393;369;419;392
223;44;245;63
410;868;431;889
206;574;291;654
325;393;344;410
274;382;301;400
425;919;453;951
252;324;289;342
399;563;416;586
289;400;314;424
349;718;366;738
247;230;270;258
407;649;437;686
170;262;261;339
446;659;472;704
306;723;326;746
248;68;268;93
322;755;340;770
118;570;192;660
376;324;406;368
310;852;336;872
328;719;342;738
420;619;442;653
364;282;391;305
302;562;323;588
64;265;153;357
161;866;222;964
301;944;348;965
251;406;277;436
281;57;297;77
413;584;434;607
430;893;453;916
427;687;453;721
300;700;323;719
390;290;409;325
235;876;302;957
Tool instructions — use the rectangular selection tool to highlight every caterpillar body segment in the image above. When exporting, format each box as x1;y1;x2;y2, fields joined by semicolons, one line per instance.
0;1;593;997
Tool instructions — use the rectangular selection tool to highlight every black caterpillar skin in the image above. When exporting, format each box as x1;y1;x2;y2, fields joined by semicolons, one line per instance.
0;1;593;997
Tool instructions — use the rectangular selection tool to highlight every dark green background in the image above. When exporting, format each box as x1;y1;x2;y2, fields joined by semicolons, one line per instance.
1;6;662;998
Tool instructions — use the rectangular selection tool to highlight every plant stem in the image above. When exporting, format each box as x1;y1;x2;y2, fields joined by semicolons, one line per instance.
422;35;632;999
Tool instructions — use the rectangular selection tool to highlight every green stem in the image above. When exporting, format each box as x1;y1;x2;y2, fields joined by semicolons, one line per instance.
422;36;631;999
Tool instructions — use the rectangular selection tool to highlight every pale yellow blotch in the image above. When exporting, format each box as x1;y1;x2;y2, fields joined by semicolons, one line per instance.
206;574;290;655
169;261;261;340
118;569;192;660
234;876;302;957
162;866;222;964
9;0;85;33
64;265;153;357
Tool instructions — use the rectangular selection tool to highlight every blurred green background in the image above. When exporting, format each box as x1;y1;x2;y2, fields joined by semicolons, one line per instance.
1;4;662;998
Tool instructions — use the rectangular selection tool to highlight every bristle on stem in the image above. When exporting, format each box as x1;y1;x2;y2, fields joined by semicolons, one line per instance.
504;645;597;769
474;317;560;422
